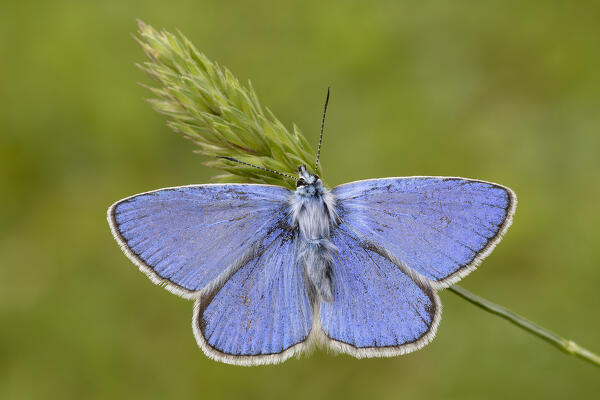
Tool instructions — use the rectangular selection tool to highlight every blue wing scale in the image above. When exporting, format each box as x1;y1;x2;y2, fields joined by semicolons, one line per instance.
320;225;440;355
107;184;291;298
333;177;516;287
193;228;313;365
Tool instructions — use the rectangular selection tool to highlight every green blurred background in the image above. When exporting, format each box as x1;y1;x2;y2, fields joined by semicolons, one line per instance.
2;1;599;399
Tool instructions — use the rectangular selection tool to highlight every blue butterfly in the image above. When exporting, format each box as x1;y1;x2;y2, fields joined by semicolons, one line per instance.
107;91;516;365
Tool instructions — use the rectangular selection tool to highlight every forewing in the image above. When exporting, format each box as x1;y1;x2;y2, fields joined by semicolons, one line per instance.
193;228;313;366
320;225;440;356
107;184;291;298
333;177;516;287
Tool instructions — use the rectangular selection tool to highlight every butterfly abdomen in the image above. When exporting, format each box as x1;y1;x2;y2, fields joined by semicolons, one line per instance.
290;188;338;303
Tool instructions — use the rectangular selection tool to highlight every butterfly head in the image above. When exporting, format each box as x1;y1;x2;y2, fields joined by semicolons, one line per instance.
296;164;323;197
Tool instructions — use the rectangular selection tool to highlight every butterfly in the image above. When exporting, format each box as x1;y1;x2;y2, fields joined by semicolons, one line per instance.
107;90;516;365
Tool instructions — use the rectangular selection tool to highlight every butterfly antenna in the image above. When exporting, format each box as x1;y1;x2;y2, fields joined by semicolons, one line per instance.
217;156;296;180
314;86;330;174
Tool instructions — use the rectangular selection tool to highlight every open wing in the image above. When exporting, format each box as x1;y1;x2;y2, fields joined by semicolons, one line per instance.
320;225;440;357
193;228;313;366
332;177;516;288
107;184;291;299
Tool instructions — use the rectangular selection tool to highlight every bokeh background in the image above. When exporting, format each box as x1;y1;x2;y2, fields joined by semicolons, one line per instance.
2;1;599;399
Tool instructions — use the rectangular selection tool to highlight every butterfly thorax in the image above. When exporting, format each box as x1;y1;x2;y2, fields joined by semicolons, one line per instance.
290;165;338;302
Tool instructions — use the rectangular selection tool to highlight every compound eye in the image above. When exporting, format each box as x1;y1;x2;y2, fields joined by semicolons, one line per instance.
296;178;307;187
314;175;320;181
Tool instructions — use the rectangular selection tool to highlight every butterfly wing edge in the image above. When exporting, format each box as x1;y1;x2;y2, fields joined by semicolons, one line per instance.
317;296;442;359
191;298;320;366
